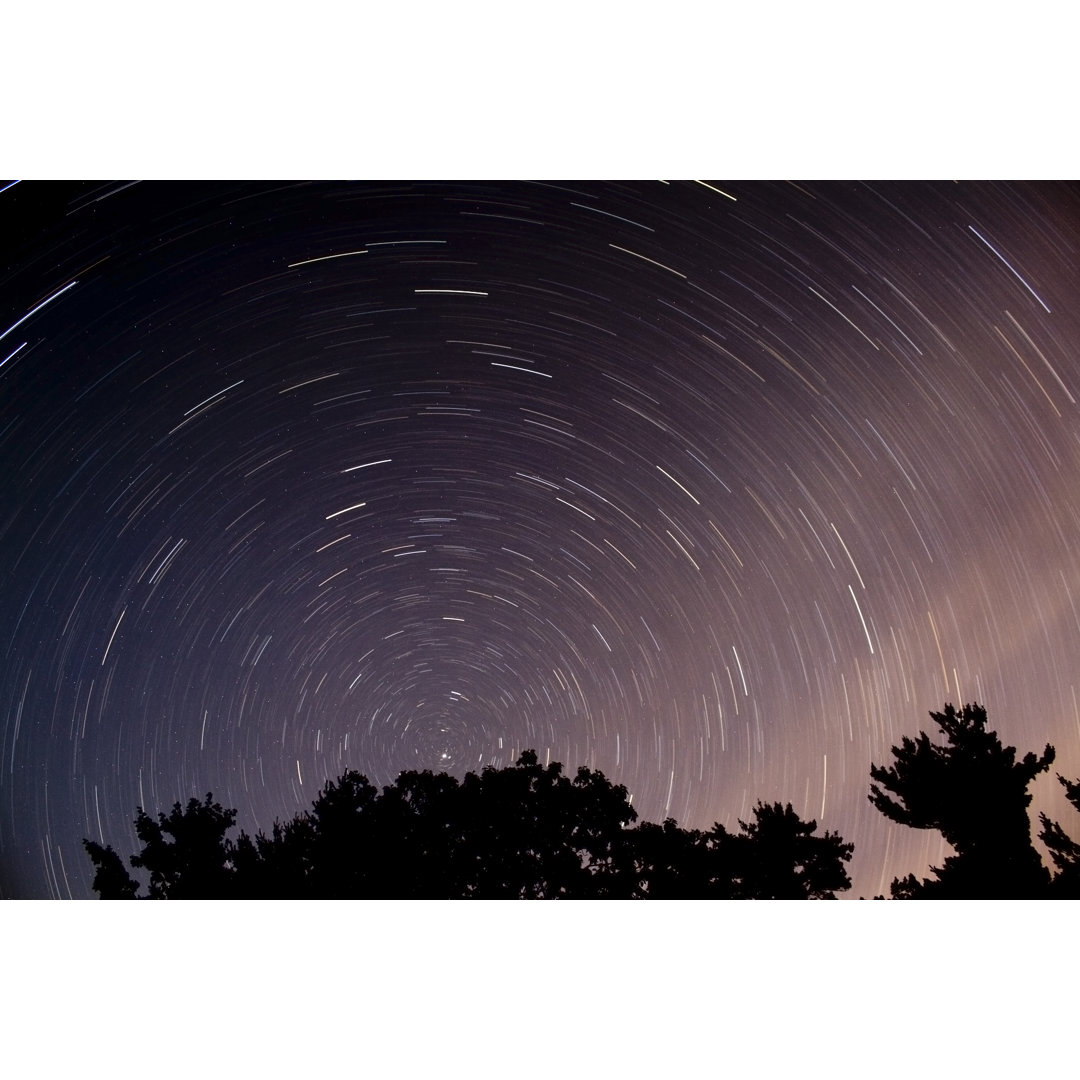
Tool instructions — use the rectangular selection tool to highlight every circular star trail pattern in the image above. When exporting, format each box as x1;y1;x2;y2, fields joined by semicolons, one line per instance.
2;181;1079;899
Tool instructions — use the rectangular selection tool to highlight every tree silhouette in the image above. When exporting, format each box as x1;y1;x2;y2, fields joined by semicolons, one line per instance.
722;801;854;899
869;703;1055;898
1038;774;1080;898
627;804;853;899
132;794;240;898
85;751;853;899
83;839;139;899
629;818;718;898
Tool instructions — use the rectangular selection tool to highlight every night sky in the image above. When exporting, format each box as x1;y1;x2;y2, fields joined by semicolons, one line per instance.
3;180;1079;900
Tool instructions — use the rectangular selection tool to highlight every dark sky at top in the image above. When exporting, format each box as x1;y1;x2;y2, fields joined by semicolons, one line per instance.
2;180;1078;899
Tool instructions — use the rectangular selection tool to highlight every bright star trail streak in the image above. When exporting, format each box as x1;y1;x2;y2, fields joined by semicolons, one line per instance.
2;181;1080;899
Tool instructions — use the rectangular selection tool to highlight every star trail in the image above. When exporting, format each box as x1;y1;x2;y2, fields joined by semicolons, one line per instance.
3;180;1079;899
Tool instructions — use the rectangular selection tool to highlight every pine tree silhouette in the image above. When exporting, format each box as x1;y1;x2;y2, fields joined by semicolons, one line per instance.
869;703;1054;898
1038;774;1080;898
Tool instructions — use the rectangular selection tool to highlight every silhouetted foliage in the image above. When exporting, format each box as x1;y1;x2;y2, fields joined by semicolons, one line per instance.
869;703;1055;898
130;794;239;899
724;801;854;899
1039;774;1080;897
630;818;718;898
83;840;138;899
85;751;852;899
627;803;853;899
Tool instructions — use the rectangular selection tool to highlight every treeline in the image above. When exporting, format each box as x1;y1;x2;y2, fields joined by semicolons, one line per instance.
85;703;1080;899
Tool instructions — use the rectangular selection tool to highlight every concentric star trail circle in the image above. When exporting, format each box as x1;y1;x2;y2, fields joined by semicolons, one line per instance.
2;181;1078;898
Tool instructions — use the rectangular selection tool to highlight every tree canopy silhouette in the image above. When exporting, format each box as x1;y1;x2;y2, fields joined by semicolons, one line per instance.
1038;773;1080;897
868;702;1066;898
86;703;1080;899
85;751;853;899
84;793;238;900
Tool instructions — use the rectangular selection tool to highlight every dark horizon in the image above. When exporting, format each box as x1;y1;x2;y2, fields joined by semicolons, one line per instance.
3;181;1080;899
